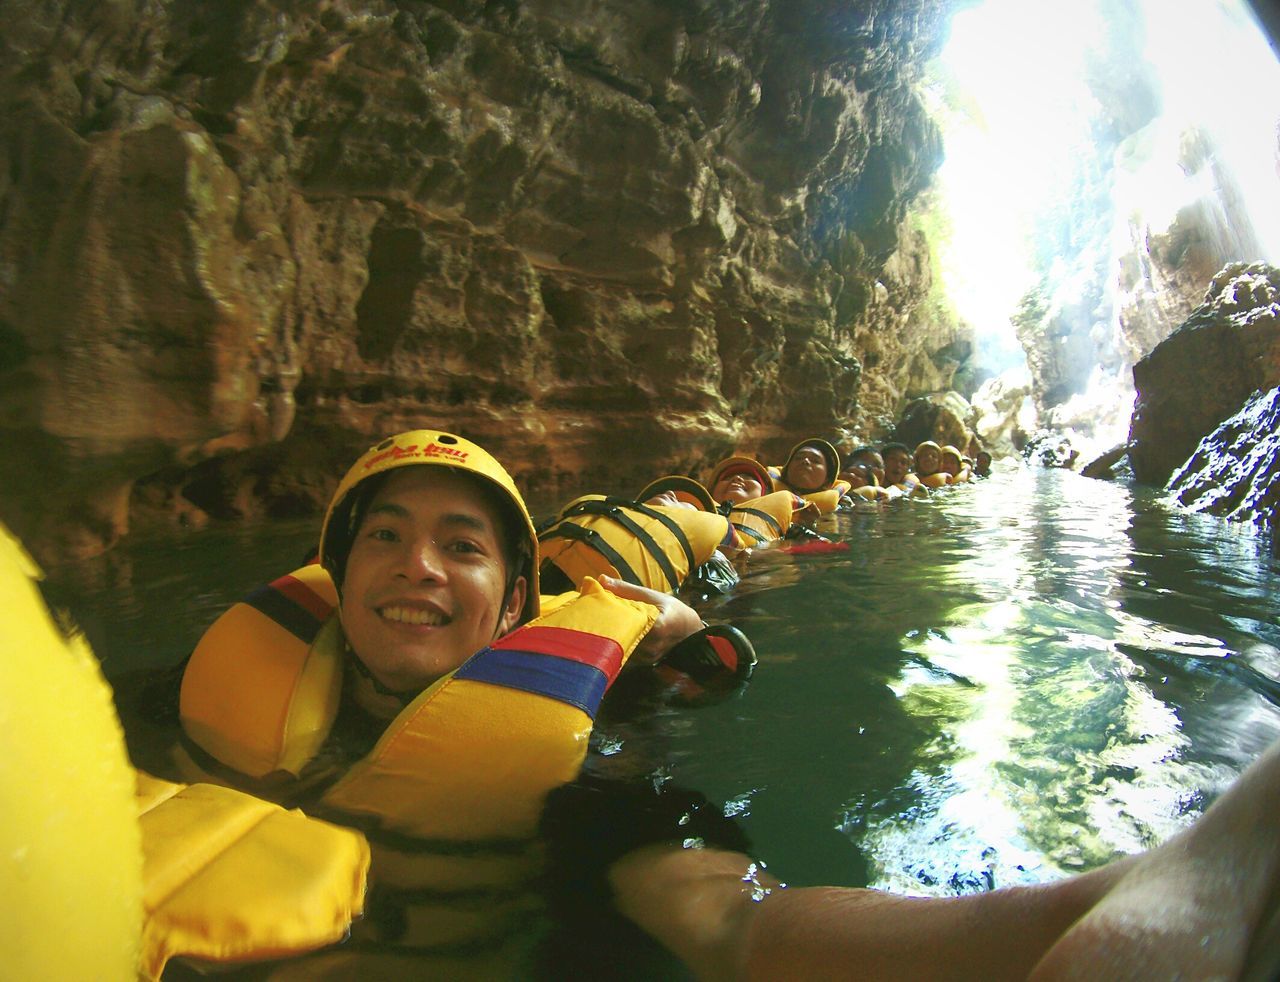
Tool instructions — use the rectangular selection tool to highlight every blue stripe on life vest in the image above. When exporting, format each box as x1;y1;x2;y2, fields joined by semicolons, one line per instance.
243;583;325;645
454;648;609;718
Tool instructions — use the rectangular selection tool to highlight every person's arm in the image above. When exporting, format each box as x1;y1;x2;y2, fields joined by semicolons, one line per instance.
608;843;1130;982
607;739;1280;981
597;575;703;665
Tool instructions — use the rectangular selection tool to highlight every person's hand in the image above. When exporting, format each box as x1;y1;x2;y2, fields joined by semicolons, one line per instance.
598;576;703;665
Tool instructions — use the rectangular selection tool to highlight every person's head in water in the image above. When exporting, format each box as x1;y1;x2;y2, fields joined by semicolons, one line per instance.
881;443;913;486
637;476;717;512
842;462;875;490
844;446;884;487
914;441;942;478
939;445;963;478
975;450;993;478
708;457;772;505
780;439;840;494
319;431;537;695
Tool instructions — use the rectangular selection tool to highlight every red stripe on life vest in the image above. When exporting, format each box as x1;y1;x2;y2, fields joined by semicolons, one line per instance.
269;573;335;622
490;626;625;685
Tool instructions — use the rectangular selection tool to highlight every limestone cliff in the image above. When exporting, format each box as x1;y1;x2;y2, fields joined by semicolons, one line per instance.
0;0;955;564
1129;262;1280;486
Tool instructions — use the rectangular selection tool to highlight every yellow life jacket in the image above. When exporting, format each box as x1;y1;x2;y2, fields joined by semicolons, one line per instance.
723;491;800;550
797;483;850;515
538;495;732;594
181;571;656;838
135;771;369;980
768;465;850;515
0;521;369;981
178;571;657;963
179;562;343;781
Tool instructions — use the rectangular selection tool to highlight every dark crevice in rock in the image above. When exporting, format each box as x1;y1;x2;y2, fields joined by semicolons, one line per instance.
355;223;428;361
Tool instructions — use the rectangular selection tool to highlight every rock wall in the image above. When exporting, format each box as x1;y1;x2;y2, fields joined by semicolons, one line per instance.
0;0;956;564
1166;384;1280;540
1128;262;1280;486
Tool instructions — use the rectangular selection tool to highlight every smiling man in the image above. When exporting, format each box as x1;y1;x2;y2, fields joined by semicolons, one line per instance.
709;456;773;505
880;441;922;494
333;466;528;695
180;429;701;804
174;429;706;971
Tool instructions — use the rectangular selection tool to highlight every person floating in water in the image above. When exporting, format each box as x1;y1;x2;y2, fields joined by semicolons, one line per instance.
913;441;951;488
706;455;817;550
770;438;849;516
880;441;924;496
174;429;712;971
841;446;886;488
536;474;735;596
939;444;971;484
131;430;1280;978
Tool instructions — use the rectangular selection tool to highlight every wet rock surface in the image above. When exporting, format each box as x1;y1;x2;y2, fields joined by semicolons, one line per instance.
1021;430;1080;470
891;390;974;453
970;369;1034;458
0;0;957;564
1128;262;1280;486
1165;385;1280;540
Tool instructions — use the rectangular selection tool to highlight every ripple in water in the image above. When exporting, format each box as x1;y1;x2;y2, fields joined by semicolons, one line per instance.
53;465;1280;899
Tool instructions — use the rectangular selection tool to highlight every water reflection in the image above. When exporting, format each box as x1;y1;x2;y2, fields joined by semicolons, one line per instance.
652;466;1280;896
53;464;1280;914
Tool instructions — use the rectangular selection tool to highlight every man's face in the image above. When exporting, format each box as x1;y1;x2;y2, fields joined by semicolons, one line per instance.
883;449;911;485
859;452;885;486
340;467;526;693
713;470;765;504
785;446;828;489
939;454;959;476
915;446;940;476
843;463;872;489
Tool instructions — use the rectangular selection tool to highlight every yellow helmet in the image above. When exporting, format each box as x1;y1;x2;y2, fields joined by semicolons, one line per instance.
636;475;717;512
319;430;540;621
707;456;772;496
779;438;841;493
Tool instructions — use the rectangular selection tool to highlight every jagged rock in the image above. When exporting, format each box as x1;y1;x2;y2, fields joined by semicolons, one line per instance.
0;0;956;565
891;390;974;451
1128;262;1280;486
1080;442;1132;481
970;369;1034;458
1022;430;1079;470
852;199;976;434
1165;386;1280;539
1112;129;1257;376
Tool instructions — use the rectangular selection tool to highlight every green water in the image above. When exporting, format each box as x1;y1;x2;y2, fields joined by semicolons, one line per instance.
53;464;1280;921
630;466;1280;894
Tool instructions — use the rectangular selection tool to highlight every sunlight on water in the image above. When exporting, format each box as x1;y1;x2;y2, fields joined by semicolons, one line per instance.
56;465;1280;915
664;467;1280;893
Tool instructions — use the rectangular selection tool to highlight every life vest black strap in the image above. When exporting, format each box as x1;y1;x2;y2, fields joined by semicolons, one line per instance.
548;498;686;592
538;523;643;587
613;498;698;577
730;506;783;537
731;522;769;545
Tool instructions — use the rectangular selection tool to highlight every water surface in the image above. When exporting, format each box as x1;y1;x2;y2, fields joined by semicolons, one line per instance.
55;464;1280;925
